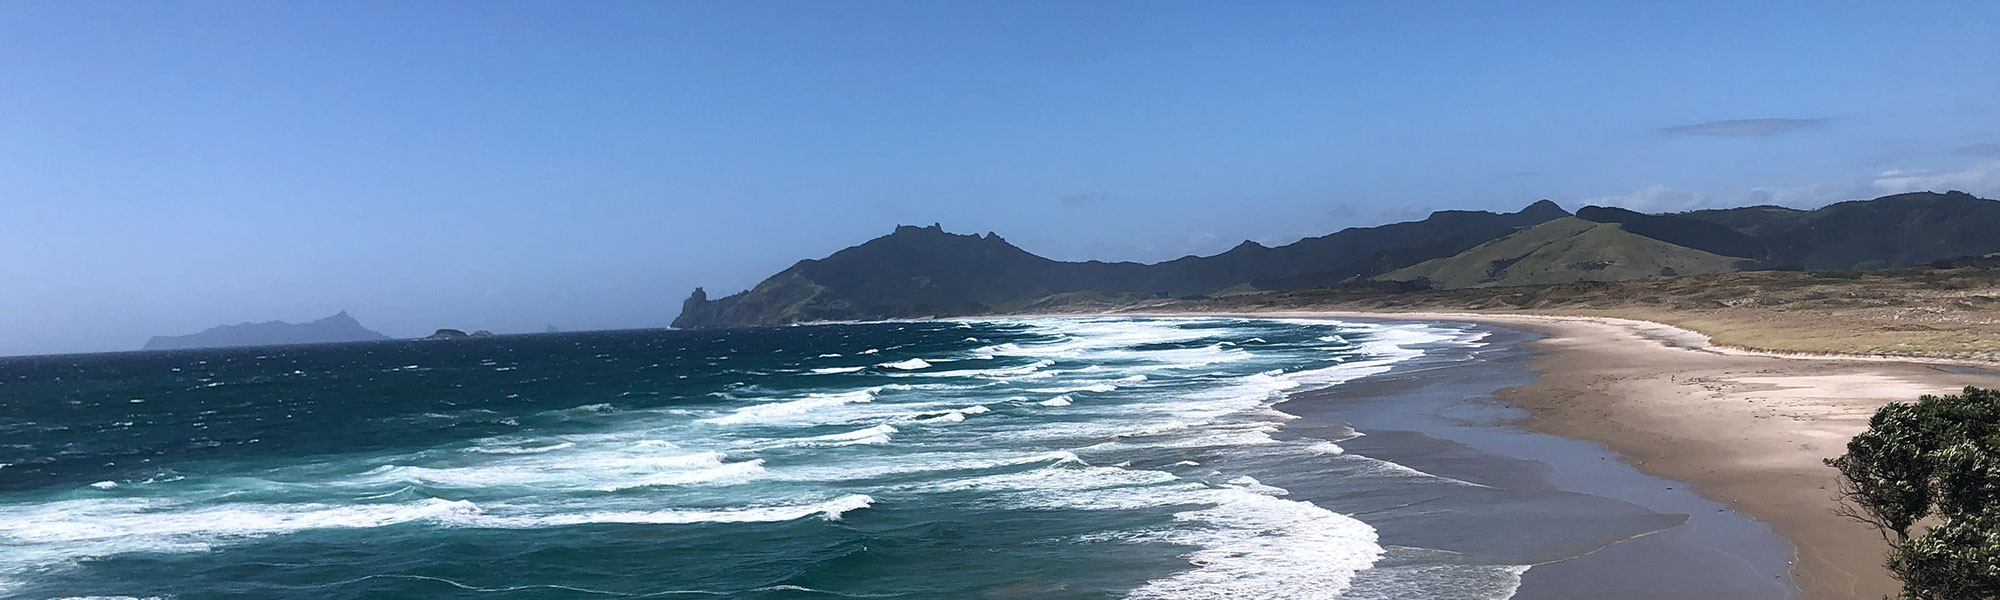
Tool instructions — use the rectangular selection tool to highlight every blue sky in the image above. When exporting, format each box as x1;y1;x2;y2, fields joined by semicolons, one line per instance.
4;1;1999;355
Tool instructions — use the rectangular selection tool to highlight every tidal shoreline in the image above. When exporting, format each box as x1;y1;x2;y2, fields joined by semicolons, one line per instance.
1260;311;2000;600
1274;322;1793;599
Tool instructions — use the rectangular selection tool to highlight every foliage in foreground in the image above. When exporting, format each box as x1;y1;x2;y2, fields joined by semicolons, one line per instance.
1829;387;2000;599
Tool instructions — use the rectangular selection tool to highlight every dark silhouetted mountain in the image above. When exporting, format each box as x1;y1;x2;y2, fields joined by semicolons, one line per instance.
1168;199;1573;290
143;311;391;351
1676;191;2000;270
1574;205;1767;260
675;224;1154;327
674;192;2000;328
675;203;1568;328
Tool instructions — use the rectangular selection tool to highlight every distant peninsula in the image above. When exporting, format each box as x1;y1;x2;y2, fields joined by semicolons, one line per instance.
143;311;391;351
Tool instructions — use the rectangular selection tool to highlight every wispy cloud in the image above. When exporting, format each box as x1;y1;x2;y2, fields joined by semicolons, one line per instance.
1870;161;2000;196
1581;185;1727;213
1952;143;2000;158
1660;118;1829;138
1582;161;2000;214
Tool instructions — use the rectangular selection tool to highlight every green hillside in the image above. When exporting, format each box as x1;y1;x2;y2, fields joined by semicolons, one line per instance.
1376;217;1749;289
1676;191;2000;270
676;192;2000;328
674;203;1566;328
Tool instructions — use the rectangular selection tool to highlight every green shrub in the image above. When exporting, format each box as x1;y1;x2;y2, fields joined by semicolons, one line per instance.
1830;387;2000;599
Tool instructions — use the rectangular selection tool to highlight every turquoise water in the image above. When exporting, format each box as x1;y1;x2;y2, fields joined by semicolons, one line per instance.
0;317;1500;599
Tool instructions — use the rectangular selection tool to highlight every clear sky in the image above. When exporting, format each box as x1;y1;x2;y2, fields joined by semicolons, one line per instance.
4;1;1999;356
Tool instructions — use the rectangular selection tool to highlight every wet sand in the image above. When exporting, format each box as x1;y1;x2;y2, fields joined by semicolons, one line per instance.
1275;324;1794;599
1278;311;2000;600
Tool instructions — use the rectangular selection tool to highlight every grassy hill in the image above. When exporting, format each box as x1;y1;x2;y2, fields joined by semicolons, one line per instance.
674;203;1566;328
675;192;2000;329
1376;217;1749;289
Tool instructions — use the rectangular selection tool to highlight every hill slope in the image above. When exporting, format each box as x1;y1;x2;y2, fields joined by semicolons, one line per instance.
674;202;1568;328
1573;205;1766;260
144;312;391;351
675;191;2000;328
1376;218;1748;289
676;225;1159;327
1677;191;2000;269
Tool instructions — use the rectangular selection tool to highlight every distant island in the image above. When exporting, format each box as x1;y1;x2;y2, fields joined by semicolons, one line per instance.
675;191;2000;329
423;329;496;340
143;311;391;351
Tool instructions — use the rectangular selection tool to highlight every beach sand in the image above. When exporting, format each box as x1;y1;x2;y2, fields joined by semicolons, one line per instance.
1275;324;1795;599
1271;311;2000;600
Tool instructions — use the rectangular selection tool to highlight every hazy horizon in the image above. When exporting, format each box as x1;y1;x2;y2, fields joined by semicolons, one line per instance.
6;1;2000;356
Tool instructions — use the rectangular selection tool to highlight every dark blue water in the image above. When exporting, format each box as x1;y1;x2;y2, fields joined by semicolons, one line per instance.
0;317;1510;600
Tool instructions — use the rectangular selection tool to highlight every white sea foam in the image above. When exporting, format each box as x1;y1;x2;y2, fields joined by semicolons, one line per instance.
916;412;965;424
878;358;932;370
355;450;766;492
784;424;896;447
895;461;1183;502
773;450;1085;483
1038;395;1073;407
1223;475;1288;496
968;342;1023;358
1304;441;1347;455
809;366;865;374
466;441;576;455
0;493;871;585
702;388;879;425
1028;382;1118;394
466;494;875;527
1350;460;1492;489
1125;490;1382;600
954;359;1055;379
1333;548;1529;600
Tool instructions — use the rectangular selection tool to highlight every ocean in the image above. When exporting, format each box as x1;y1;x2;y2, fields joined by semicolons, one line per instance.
0;317;1791;599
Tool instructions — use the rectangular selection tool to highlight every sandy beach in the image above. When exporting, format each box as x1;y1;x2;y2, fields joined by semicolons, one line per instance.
1256;310;2000;599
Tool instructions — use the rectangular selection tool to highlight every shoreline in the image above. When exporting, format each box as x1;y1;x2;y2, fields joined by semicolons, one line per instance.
1252;310;2000;600
1272;323;1795;599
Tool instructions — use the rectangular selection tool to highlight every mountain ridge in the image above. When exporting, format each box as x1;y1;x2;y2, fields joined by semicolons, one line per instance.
674;191;2000;329
674;202;1571;328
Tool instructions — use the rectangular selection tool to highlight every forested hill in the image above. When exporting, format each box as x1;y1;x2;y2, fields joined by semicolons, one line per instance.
674;191;2000;328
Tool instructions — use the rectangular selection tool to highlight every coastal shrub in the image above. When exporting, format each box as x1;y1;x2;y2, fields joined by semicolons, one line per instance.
1831;387;2000;599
